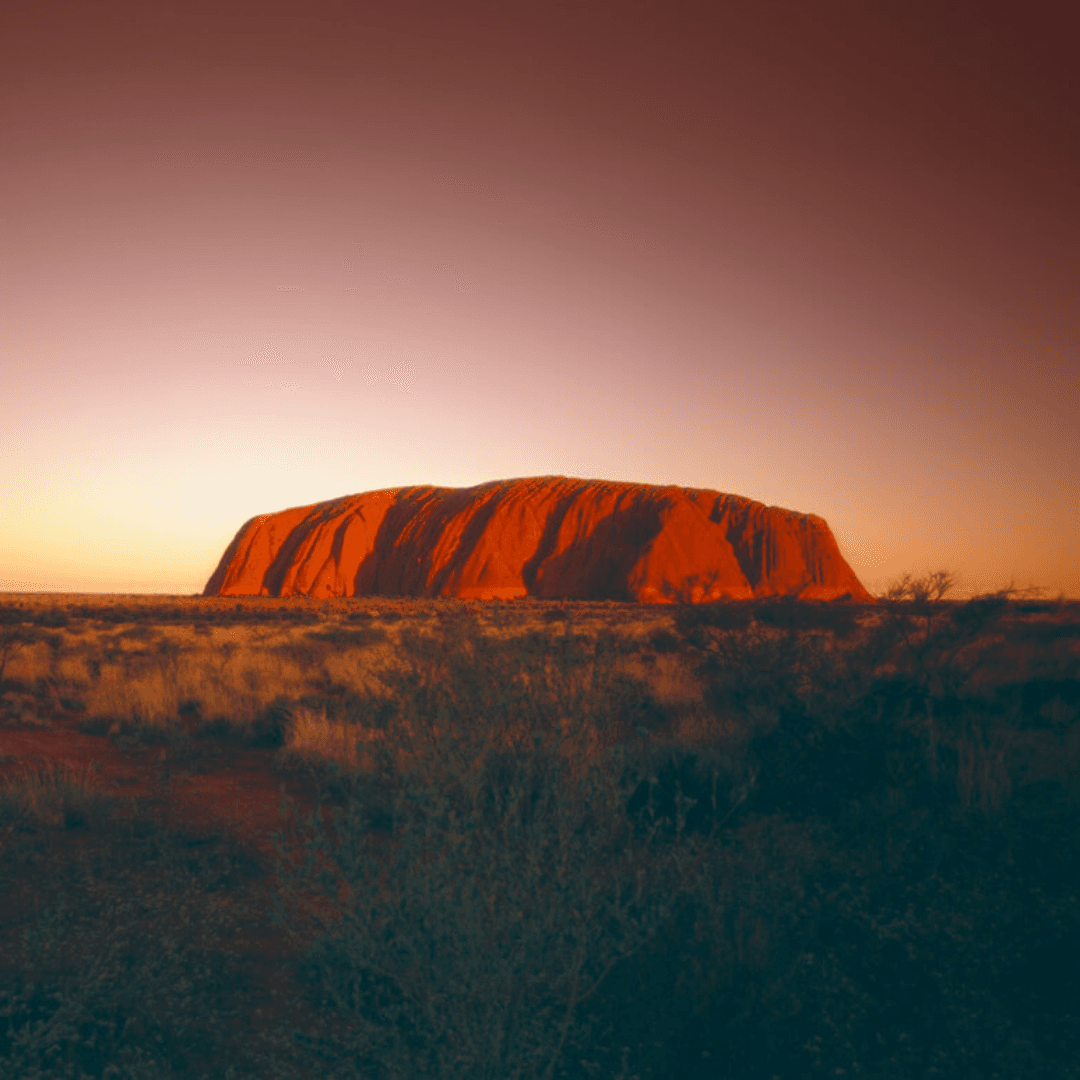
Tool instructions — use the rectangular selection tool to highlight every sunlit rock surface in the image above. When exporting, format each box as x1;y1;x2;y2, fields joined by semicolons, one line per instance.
204;477;872;603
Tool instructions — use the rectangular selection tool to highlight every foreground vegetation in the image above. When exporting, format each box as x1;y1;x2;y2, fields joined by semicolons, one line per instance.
0;575;1078;1077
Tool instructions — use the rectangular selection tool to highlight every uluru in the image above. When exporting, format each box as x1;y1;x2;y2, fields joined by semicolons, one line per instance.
203;477;873;603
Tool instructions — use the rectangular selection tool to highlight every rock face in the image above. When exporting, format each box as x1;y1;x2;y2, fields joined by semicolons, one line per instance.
204;477;873;603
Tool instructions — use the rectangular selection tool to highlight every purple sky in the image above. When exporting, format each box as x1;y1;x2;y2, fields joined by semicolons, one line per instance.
2;1;1077;598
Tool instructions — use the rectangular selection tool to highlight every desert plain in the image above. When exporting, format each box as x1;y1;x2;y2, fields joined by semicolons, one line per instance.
1;582;1078;1078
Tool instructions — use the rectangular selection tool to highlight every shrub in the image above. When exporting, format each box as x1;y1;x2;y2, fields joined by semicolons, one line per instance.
646;628;680;654
306;625;390;648
266;726;712;1080
674;602;754;637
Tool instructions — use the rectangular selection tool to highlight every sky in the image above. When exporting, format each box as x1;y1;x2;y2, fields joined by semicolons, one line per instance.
1;0;1077;599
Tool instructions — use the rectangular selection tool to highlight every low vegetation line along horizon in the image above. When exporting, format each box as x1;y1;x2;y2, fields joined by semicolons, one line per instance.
0;572;1078;1077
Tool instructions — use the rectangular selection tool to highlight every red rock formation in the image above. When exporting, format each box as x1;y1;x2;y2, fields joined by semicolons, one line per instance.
203;477;873;603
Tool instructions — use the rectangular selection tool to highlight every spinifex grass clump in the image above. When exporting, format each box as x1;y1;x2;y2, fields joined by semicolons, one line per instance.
0;758;115;830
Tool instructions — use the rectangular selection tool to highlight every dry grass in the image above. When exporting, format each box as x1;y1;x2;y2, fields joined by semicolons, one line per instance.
0;585;1078;1077
0;756;116;830
0;600;709;746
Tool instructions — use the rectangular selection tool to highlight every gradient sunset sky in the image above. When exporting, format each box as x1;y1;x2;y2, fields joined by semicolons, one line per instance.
2;1;1077;599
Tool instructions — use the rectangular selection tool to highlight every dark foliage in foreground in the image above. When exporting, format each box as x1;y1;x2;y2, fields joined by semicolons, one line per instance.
0;578;1077;1076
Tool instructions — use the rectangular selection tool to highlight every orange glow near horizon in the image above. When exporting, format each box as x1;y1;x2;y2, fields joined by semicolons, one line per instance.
1;2;1076;600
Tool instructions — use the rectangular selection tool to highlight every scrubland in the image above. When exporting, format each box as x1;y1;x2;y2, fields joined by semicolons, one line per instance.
0;576;1078;1078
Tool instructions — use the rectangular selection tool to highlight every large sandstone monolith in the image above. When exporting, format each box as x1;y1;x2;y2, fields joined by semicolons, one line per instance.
203;476;872;603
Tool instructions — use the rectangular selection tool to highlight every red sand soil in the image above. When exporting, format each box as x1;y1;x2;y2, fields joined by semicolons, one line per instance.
0;712;666;1063
0;716;388;1052
0;719;344;866
204;476;873;603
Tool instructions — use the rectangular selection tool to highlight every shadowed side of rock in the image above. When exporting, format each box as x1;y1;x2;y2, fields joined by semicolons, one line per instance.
204;476;873;602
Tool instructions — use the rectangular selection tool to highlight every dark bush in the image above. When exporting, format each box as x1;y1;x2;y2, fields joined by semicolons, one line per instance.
275;639;332;669
752;597;865;637
1017;622;1080;644
745;705;908;818
951;593;1012;632
674;602;754;635
305;626;389;648
614;684;672;740
32;610;68;628
622;748;730;841
247;695;294;747
1015;601;1061;615
986;677;1080;727
648;628;681;654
